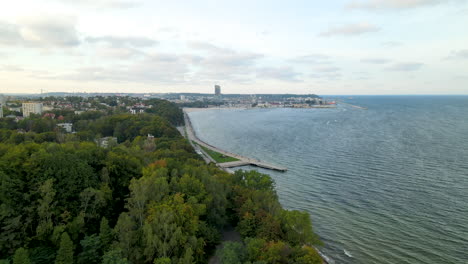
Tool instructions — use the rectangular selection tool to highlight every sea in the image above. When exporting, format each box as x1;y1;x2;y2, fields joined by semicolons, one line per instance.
188;96;468;264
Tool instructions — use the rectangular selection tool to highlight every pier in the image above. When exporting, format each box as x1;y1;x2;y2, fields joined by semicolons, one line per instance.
337;100;367;110
182;109;287;172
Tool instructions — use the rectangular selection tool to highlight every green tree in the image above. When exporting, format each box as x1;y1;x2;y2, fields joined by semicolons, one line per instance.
55;232;74;264
36;178;56;240
216;242;246;264
102;249;129;264
99;217;114;252
77;235;101;264
294;246;322;264
114;213;137;261
281;210;321;246
245;237;266;262
153;258;170;264
13;248;31;264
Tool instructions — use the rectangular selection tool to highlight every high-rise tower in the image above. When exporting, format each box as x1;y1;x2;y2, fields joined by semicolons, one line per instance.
214;85;221;96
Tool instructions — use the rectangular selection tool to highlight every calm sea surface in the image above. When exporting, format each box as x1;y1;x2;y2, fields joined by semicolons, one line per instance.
188;96;468;264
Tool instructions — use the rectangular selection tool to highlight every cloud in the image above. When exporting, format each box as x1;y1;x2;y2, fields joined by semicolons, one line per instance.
95;47;144;59
446;49;468;60
382;41;403;47
86;36;158;48
346;0;451;10
289;54;332;64
188;42;264;82
188;41;233;54
256;67;302;82
50;53;190;84
46;46;265;85
385;62;424;71
19;16;80;47
0;16;80;47
0;22;22;45
310;73;342;81
361;58;391;64
54;0;141;9
0;65;24;72
319;23;380;37
315;67;341;72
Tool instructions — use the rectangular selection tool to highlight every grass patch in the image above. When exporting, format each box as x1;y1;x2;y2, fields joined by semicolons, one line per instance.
196;143;240;163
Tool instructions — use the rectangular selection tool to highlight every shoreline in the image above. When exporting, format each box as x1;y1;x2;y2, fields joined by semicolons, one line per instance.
183;108;336;264
183;105;336;113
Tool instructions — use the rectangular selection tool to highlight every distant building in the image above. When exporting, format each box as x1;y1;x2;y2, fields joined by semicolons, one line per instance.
0;94;6;106
22;103;43;117
0;103;3;118
130;108;145;114
215;85;221;96
57;123;73;133
96;137;118;148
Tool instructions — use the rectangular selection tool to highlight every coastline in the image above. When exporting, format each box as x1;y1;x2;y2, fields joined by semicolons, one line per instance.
183;106;248;113
183;108;332;264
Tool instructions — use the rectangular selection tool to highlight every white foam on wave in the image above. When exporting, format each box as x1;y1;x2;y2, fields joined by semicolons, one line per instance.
344;249;353;258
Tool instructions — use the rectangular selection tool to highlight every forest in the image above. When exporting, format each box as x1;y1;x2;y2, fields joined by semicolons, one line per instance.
0;97;322;264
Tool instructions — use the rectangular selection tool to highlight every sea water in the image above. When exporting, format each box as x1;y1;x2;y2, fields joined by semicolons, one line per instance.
188;96;468;264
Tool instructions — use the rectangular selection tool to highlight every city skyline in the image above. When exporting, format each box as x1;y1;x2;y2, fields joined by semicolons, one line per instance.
1;0;467;95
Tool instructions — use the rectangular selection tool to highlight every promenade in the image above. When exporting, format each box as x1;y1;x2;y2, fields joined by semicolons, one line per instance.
182;109;287;172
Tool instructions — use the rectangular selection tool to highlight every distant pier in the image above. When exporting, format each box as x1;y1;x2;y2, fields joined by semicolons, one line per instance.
337;100;368;110
182;109;287;172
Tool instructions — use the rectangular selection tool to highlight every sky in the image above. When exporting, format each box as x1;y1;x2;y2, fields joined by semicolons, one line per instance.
0;0;467;95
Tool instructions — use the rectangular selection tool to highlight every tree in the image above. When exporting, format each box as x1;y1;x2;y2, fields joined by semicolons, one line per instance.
142;194;201;262
114;213;137;261
55;232;74;264
281;210;321;246
216;242;246;264
13;248;31;264
77;235;101;264
153;258;170;264
99;217;114;252
102;249;129;264
245;237;266;262
294;246;322;264
36;178;56;240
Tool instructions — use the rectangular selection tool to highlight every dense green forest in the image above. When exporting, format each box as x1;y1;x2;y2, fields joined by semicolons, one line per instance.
0;97;322;263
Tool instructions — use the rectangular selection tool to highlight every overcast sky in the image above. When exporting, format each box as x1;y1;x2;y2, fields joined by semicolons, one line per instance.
1;0;467;94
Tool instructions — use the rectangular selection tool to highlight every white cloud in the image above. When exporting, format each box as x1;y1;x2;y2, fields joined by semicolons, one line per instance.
346;0;451;10
188;41;233;54
0;22;22;45
386;62;424;71
256;67;302;82
0;16;80;47
315;67;341;73
382;41;403;47
50;53;190;84
446;49;468;60
289;54;332;64
310;73;342;81
319;23;380;37
86;36;158;47
361;58;391;64
54;0;141;9
1;65;25;72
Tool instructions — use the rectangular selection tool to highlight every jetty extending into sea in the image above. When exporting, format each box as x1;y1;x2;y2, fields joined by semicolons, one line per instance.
181;109;287;172
337;100;368;110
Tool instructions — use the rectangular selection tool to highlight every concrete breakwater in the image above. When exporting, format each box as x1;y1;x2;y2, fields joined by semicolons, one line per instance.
336;100;368;110
182;109;287;172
